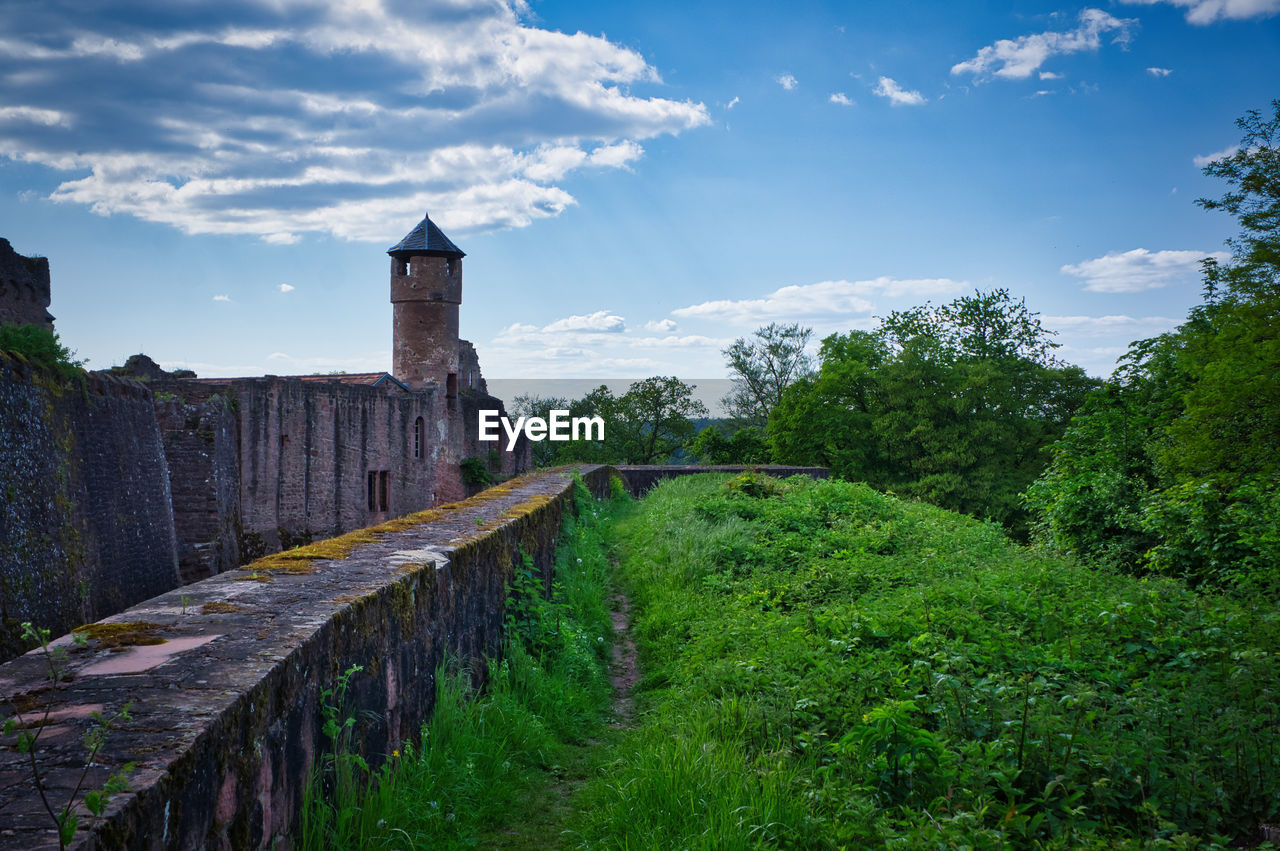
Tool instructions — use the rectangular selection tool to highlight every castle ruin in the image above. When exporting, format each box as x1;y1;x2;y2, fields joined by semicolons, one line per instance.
0;214;528;656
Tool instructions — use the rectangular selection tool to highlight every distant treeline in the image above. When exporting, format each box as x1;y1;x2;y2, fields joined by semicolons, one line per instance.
514;100;1280;593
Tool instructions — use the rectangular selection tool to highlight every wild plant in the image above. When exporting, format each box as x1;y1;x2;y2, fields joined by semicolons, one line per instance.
2;622;134;850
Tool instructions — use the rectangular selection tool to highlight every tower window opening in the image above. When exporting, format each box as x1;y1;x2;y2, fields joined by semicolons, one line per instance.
447;373;458;411
414;416;424;459
397;259;408;275
445;258;453;277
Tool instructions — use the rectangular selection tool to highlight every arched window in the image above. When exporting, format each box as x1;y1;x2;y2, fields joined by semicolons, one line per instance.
414;416;424;459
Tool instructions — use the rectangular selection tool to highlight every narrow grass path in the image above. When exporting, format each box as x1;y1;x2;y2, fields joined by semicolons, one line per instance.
477;588;639;850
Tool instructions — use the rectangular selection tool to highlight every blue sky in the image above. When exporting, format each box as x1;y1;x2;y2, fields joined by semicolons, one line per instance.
1;0;1277;382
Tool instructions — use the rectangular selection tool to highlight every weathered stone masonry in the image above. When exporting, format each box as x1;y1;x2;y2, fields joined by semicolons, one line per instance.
0;353;180;659
0;465;613;850
148;374;525;585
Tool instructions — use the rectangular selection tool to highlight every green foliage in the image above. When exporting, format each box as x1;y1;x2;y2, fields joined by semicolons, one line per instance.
721;322;814;426
0;323;84;382
1141;476;1280;592
1027;101;1280;589
460;456;495;488
576;474;1279;848
687;423;770;464
769;294;1097;538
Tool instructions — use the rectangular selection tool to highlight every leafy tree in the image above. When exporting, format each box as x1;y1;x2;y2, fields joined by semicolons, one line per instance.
769;294;1095;537
770;330;889;479
688;424;770;464
512;379;707;466
613;376;708;464
1027;100;1280;589
721;323;814;426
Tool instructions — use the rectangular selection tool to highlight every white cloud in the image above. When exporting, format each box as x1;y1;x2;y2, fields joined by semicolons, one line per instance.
829;92;853;106
629;334;730;348
951;9;1136;81
777;73;798;90
726;96;740;110
0;0;709;244
873;77;926;106
542;310;626;334
278;283;295;293
213;294;231;302
1119;0;1280;23
1060;248;1230;292
672;277;966;324
1193;145;1239;167
1147;66;1174;76
0;106;72;127
644;318;678;333
1039;71;1064;80
1044;314;1181;335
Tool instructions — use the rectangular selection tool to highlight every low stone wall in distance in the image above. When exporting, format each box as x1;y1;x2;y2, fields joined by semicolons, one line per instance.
0;465;613;850
614;464;829;496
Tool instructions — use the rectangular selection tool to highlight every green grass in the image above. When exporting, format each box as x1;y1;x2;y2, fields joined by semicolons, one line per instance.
571;472;1280;849
297;477;621;850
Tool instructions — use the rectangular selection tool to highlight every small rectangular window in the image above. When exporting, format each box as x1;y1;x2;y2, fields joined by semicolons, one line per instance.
368;470;391;512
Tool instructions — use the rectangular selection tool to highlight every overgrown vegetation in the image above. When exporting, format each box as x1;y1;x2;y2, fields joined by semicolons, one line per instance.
572;473;1279;848
297;478;619;849
1025;100;1280;591
0;323;84;383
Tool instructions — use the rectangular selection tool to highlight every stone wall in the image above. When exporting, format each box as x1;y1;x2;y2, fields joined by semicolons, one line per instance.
147;375;530;582
0;354;180;660
0;465;614;849
152;389;241;583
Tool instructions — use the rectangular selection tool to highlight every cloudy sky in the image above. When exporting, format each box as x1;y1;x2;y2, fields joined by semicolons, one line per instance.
1;0;1277;381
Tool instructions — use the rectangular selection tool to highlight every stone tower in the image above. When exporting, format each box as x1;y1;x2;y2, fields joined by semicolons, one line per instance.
387;213;466;399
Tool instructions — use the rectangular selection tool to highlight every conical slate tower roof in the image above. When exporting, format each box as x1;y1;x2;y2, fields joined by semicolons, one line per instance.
387;212;465;258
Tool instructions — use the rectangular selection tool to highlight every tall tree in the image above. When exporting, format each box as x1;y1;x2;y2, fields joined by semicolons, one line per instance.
614;376;708;464
770;293;1094;537
722;323;814;426
1027;101;1280;589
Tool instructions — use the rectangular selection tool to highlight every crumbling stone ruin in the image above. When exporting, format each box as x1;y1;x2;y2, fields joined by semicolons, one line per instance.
0;237;53;328
0;214;529;657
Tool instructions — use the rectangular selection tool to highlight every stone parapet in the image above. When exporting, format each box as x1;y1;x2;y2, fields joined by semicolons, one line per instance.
0;465;614;850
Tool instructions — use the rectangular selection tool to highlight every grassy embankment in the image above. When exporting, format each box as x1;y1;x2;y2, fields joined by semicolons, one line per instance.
301;472;1279;849
569;473;1279;849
